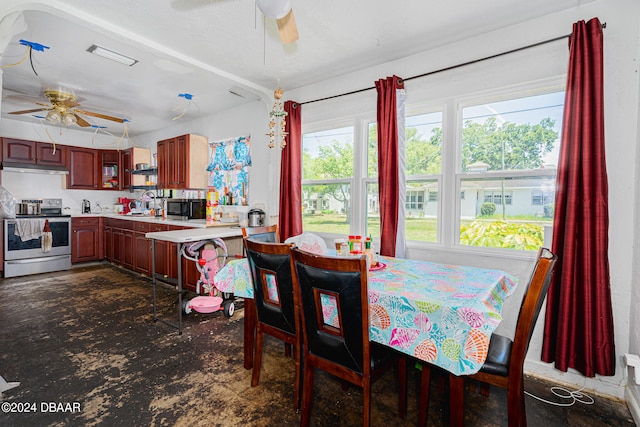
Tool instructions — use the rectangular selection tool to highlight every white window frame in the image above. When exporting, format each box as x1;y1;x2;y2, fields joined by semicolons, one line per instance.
300;78;565;255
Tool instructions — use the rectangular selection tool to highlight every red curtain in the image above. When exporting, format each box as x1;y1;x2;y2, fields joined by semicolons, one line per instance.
278;101;303;241
375;76;404;257
541;18;615;377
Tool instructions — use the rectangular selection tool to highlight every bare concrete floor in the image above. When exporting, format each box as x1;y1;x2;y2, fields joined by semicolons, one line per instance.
0;264;635;426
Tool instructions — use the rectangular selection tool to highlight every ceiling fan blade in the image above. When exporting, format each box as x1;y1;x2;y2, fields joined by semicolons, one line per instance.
8;108;50;115
74;109;125;123
60;99;80;108
74;114;92;127
277;9;298;44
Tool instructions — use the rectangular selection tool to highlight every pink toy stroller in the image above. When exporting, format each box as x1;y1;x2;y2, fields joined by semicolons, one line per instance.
180;238;235;317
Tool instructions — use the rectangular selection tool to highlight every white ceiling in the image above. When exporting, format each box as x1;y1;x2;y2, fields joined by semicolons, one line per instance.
0;0;589;137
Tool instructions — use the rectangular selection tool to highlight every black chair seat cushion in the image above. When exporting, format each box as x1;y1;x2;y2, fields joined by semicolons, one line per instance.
479;333;512;377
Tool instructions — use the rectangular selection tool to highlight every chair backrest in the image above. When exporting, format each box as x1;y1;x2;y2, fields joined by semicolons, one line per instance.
284;232;328;255
290;248;370;376
245;239;297;335
510;247;558;369
242;225;279;244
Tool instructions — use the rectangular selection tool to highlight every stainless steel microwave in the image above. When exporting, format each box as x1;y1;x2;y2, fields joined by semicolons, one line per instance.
165;199;206;220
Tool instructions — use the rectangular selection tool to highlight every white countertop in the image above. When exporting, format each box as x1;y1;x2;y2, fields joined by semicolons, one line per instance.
145;226;242;243
75;213;239;229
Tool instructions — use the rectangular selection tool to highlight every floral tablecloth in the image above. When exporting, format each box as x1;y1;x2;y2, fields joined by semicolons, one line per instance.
214;258;254;298
214;255;518;375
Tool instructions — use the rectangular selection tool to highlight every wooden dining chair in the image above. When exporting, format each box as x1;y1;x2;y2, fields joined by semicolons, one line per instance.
290;248;407;427
418;247;557;427
241;224;279;243
244;238;302;411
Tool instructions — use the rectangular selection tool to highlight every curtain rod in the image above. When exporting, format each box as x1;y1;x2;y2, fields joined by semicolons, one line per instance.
299;22;606;106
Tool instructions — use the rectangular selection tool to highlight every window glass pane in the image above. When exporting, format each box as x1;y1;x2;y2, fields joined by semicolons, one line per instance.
406;112;443;175
366;182;380;238
459;177;555;250
368;123;378;178
302;183;351;234
405;180;438;243
461;92;564;172
303;127;354;180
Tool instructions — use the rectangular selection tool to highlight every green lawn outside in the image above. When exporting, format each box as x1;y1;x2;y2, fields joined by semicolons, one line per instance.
302;213;551;244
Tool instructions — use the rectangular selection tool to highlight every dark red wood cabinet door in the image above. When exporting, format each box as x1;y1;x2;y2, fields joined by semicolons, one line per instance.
67;147;99;189
36;142;67;166
3;138;36;163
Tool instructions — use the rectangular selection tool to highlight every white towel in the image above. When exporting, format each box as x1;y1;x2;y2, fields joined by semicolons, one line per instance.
14;219;45;242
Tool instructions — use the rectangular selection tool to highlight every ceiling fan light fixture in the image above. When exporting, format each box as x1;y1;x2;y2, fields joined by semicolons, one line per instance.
45;110;61;124
87;44;138;66
61;112;77;126
256;0;291;19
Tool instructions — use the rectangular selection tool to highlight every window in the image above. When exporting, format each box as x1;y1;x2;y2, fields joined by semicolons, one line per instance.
531;189;555;206
406;190;424;210
367;111;443;242
302;126;354;234
301;83;563;253
458;91;563;250
483;190;512;205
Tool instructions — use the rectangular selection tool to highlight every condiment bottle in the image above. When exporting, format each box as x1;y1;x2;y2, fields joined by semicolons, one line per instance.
353;235;363;254
348;235;355;254
364;237;375;266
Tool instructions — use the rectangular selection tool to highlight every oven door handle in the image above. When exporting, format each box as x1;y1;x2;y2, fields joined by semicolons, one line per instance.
5;255;70;264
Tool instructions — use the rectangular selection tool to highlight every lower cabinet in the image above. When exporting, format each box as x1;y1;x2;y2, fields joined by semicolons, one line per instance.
71;217;103;263
99;218;199;287
133;221;151;276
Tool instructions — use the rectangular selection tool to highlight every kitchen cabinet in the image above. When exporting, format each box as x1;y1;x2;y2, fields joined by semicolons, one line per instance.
111;219;134;270
2;138;67;167
156;134;208;190
71;216;103;263
100;149;121;190
133;221;151;275
122;147;152;190
66;146;99;189
104;220;113;262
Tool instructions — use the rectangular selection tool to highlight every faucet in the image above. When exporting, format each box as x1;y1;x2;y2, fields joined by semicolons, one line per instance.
139;190;158;214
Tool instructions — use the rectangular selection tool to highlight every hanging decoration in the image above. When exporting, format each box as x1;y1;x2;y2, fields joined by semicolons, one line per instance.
267;86;288;148
207;135;252;205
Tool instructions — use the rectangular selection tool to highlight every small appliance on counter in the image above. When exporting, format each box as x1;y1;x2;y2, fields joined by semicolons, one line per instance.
165;199;206;221
248;208;266;227
82;199;91;214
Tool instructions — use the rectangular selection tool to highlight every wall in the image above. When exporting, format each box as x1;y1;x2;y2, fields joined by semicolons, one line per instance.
0;118;146;214
627;7;640;420
283;0;640;402
133;100;277;222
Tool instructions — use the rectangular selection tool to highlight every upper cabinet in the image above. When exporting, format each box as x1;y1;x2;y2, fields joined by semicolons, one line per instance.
2;138;66;167
122;147;152;190
66;146;99;189
156;134;208;190
99;149;120;190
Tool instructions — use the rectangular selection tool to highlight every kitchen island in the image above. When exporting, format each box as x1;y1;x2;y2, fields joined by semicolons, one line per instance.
145;226;243;334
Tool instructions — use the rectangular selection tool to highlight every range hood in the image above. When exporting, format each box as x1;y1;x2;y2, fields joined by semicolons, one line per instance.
1;162;69;175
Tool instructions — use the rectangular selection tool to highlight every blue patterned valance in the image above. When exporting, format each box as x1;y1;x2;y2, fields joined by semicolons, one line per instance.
207;135;251;204
207;135;251;171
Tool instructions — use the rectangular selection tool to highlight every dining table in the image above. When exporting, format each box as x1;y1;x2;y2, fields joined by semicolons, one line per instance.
214;254;519;376
215;253;518;426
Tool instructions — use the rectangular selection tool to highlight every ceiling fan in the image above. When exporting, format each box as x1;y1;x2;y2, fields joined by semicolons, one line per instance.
172;0;298;44
8;90;125;127
256;0;299;44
